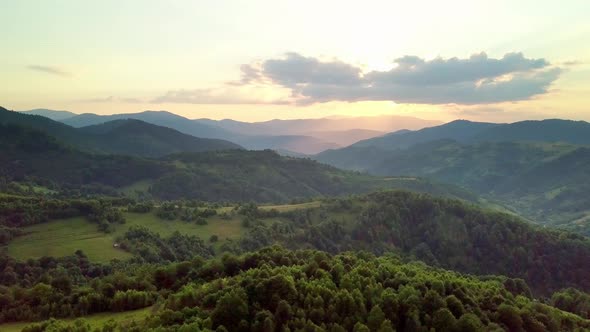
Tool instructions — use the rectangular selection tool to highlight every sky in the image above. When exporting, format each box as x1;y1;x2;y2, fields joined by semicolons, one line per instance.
1;0;589;122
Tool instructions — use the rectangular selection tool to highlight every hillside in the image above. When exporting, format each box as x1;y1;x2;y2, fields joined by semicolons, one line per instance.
20;108;77;120
5;191;590;296
319;139;590;234
78;119;241;157
62;110;234;139
2;246;588;331
63;111;342;154
318;119;590;171
0;124;172;190
3;192;590;330
239;135;341;155
150;150;477;202
472;119;590;144
0;124;474;203
316;119;590;233
351;119;499;150
0;107;240;157
344;119;590;152
61;110;440;153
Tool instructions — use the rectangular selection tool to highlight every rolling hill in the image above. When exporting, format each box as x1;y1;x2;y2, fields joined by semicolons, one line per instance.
78;119;241;157
62;110;235;140
329;118;590;153
0;123;475;203
315;119;590;234
350;119;499;150
62;110;341;154
0;106;241;157
319;139;590;234
20;108;77;120
472;119;590;144
60;110;440;153
5;190;590;296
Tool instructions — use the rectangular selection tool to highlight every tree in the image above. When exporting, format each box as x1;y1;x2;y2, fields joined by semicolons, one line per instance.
445;295;465;318
211;289;249;330
497;304;523;332
456;313;483;332
377;320;395;332
432;308;457;331
367;305;386;331
353;322;370;332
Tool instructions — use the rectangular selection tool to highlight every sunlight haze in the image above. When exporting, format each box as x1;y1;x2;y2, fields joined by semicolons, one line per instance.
1;0;589;122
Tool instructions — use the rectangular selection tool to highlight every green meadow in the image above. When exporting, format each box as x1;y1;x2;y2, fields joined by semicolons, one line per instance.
0;306;153;332
6;202;320;262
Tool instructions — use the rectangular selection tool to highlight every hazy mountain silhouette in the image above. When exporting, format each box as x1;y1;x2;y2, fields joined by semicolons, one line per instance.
21;109;77;121
1;106;240;157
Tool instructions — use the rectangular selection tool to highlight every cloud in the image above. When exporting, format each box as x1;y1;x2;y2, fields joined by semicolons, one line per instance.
561;60;586;66
27;65;71;77
78;96;143;103
152;87;290;105
236;52;561;105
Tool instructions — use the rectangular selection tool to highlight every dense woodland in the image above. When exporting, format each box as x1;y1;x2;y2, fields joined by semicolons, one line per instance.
3;108;590;331
0;122;477;204
315;120;590;237
2;247;590;331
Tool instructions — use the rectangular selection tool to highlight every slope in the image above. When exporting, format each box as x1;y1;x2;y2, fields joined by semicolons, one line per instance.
363;140;590;233
0;124;474;203
20;108;77;120
78;119;241;157
63;111;342;154
0;107;240;157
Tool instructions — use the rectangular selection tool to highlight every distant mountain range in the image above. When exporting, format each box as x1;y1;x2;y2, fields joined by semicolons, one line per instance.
21;109;77;121
22;108;440;154
315;119;590;234
317;119;590;169
1;107;240;157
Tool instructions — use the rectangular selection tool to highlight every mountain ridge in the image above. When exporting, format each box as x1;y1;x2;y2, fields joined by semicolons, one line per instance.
0;106;241;157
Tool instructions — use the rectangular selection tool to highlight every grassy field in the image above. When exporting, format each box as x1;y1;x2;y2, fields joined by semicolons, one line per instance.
259;201;322;212
7;210;247;262
0;306;153;332
7;217;133;262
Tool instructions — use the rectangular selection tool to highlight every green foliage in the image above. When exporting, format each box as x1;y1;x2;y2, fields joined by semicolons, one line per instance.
1;122;473;203
551;288;590;318
117;225;213;263
140;247;590;331
148;150;406;202
319;136;590;235
222;191;590;296
0;124;171;191
1;246;590;330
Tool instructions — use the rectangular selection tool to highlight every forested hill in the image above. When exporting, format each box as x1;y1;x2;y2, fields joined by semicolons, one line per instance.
0;106;241;157
220;190;590;296
0;124;474;202
0;124;171;189
3;247;589;331
77;119;241;156
346;119;590;151
350;119;499;150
